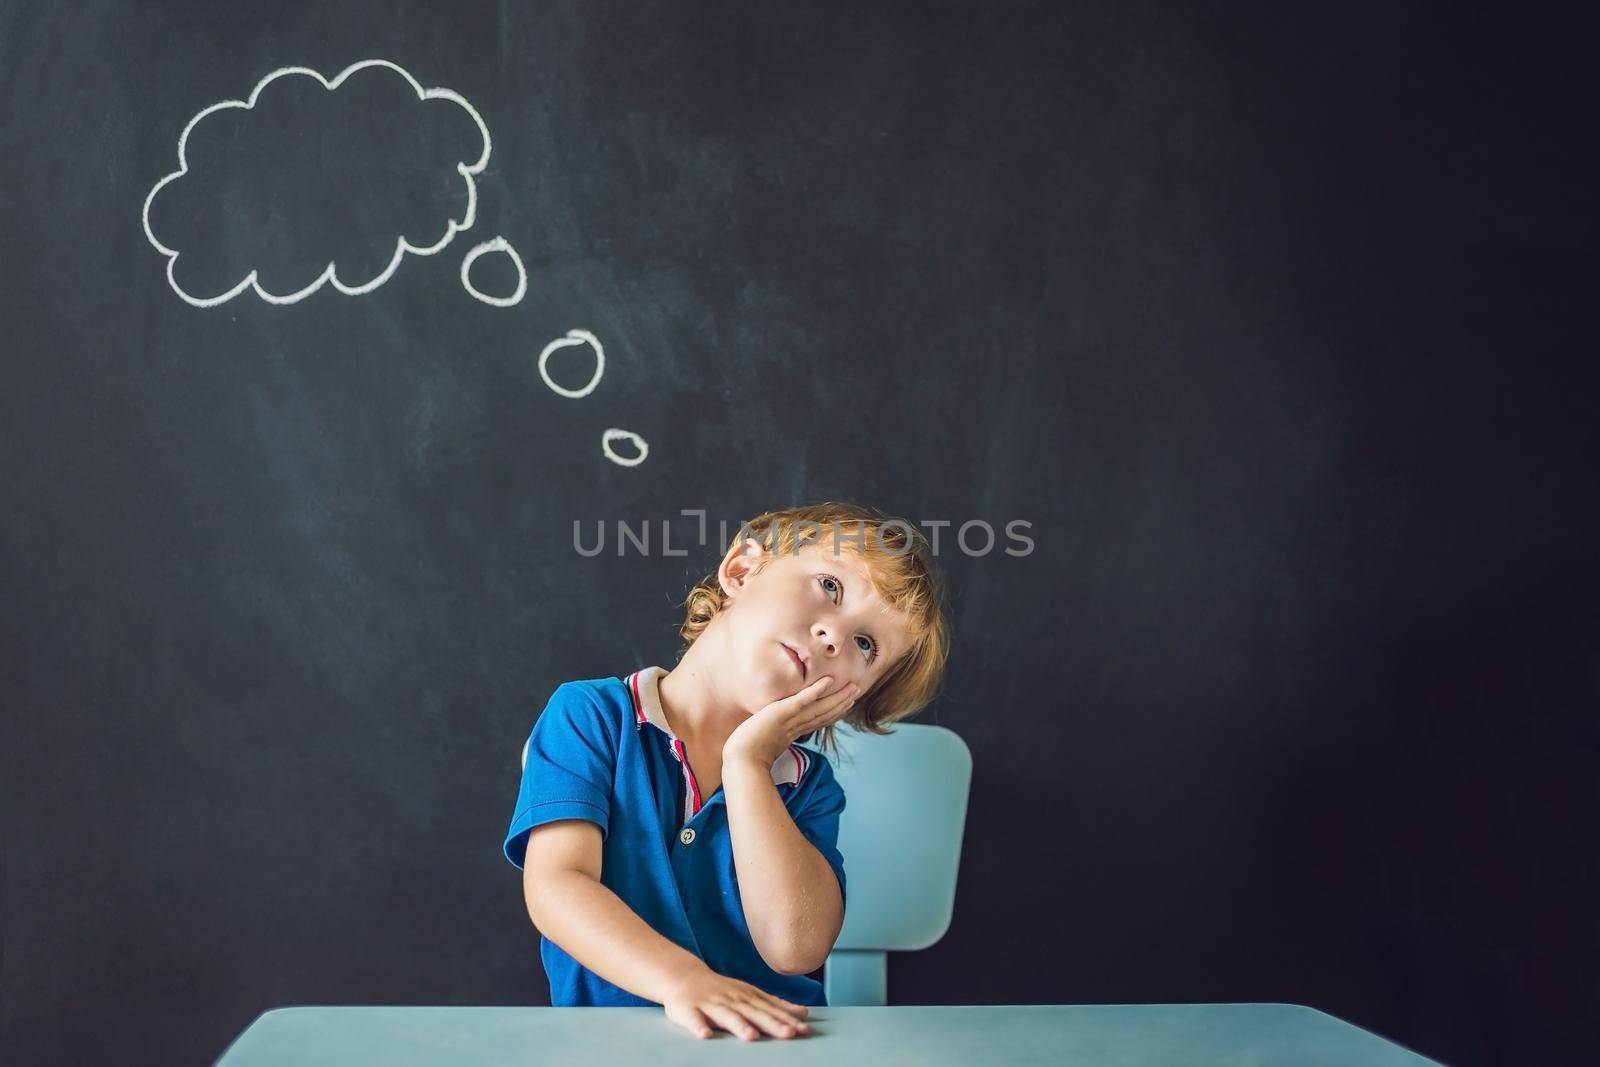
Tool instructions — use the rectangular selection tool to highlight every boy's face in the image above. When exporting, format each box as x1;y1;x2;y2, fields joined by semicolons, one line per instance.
715;537;913;714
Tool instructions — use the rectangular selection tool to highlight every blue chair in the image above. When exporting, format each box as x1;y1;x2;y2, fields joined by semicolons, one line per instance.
822;720;973;1006
518;721;975;1007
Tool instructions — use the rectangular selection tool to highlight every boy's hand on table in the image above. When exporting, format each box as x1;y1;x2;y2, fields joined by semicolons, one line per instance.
662;968;812;1040
722;675;857;770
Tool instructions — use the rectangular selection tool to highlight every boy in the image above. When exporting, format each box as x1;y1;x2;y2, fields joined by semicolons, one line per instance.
503;502;951;1040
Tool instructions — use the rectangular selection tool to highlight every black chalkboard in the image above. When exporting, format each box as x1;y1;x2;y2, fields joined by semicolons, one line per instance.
3;2;1596;1065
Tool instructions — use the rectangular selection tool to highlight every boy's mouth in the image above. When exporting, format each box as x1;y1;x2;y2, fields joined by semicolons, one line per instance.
781;642;808;679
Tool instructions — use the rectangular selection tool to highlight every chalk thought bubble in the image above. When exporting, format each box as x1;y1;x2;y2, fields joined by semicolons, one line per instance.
602;429;649;467
538;329;605;398
460;236;527;307
142;59;491;307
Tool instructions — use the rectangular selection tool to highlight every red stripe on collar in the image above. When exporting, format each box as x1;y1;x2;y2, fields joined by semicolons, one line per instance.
626;667;808;787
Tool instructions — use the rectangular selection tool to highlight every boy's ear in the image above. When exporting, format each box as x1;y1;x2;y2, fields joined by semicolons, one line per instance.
717;537;767;597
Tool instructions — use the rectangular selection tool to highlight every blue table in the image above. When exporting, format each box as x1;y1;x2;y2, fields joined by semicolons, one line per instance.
214;1003;1444;1065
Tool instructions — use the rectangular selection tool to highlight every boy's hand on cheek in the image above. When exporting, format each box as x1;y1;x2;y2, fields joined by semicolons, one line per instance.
722;676;857;770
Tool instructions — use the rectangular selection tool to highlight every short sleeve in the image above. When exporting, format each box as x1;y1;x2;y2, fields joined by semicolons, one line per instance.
502;683;618;870
791;750;848;913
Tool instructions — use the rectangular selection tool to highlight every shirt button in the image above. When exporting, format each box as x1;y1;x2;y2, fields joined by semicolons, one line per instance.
679;828;696;845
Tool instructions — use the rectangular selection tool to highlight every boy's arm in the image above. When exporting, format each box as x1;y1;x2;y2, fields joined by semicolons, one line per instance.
522;820;711;1004
722;759;846;976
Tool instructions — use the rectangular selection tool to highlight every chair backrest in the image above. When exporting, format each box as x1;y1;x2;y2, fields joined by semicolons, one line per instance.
823;720;972;1005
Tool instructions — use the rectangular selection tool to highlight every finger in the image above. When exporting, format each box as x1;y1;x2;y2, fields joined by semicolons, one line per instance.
773;676;836;714
704;1003;761;1041
738;982;811;1018
797;679;854;711
772;995;810;1017
800;702;853;736
801;675;839;702
683;1008;715;1039
736;998;805;1038
802;686;857;728
821;677;857;701
748;991;810;1027
784;676;849;717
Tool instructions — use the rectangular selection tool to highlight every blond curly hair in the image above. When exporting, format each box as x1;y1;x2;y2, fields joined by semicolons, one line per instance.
677;501;952;761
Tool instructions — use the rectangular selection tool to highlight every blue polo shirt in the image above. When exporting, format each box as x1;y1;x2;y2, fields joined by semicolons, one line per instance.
503;666;849;1007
